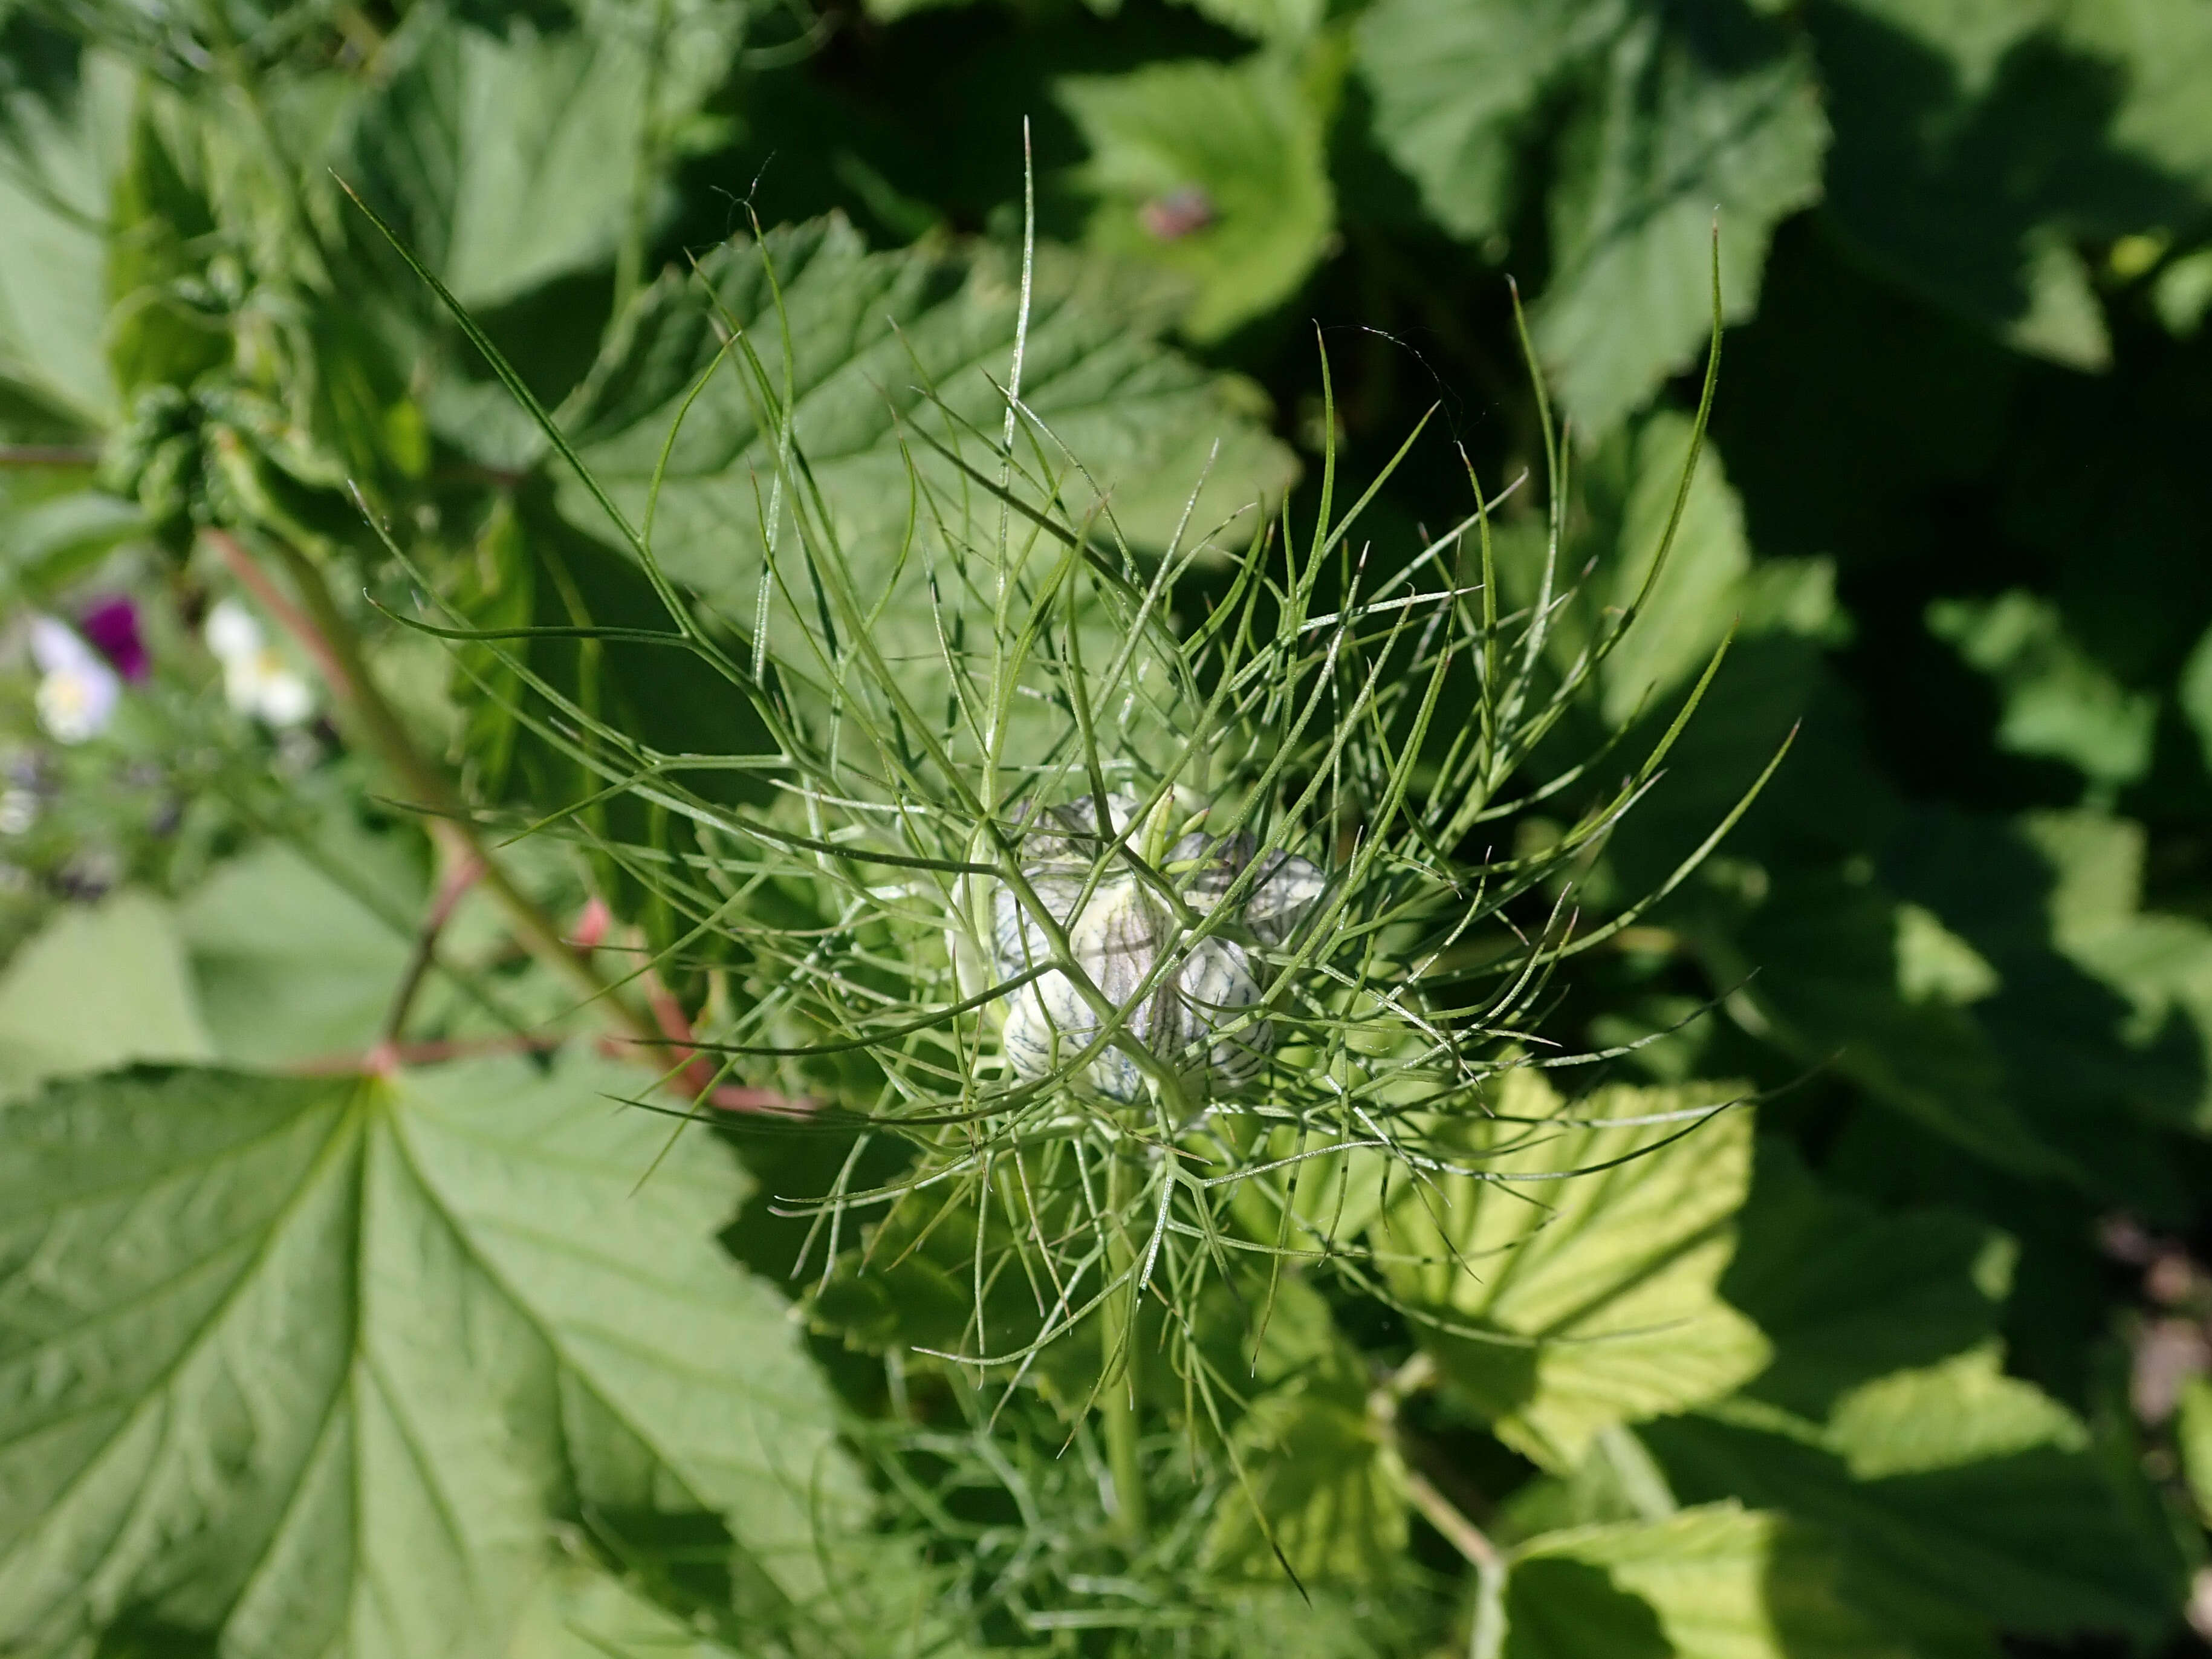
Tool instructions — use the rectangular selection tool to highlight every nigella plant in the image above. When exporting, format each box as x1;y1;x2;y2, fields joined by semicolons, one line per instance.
361;191;1766;1502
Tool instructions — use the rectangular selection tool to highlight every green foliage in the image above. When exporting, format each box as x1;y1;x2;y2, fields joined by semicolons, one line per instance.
1202;1371;1407;1584
1504;1504;1903;1659
174;833;419;1064
1928;590;2158;793
0;1054;864;1657
345;5;743;313
1381;1072;1771;1469
1809;0;2212;366
1648;1350;2178;1651
559;215;1296;598
0;889;213;1094
1357;0;1826;433
1059;50;1337;341
5;0;2212;1651
0;43;125;427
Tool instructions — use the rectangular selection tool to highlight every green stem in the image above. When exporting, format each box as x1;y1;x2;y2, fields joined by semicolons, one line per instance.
1374;1357;1506;1657
1101;1143;1149;1548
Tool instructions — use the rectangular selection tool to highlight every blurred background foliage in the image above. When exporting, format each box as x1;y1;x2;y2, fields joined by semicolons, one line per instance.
4;0;2212;1654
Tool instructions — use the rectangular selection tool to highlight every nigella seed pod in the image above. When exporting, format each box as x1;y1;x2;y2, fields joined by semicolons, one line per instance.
990;792;1324;1100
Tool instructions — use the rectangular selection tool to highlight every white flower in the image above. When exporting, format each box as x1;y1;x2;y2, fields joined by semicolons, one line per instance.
28;617;121;744
0;788;34;836
206;598;314;727
991;791;1325;1102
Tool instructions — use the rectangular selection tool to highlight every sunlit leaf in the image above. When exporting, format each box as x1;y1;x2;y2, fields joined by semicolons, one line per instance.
0;40;129;427
1202;1310;1406;1585
1533;6;1828;436
1926;591;2157;792
1505;1502;1907;1659
1060;51;1337;342
1702;863;2080;1180
0;889;212;1097
559;214;1297;585
2175;618;2212;776
345;6;744;312
2013;811;2212;1135
1170;0;1325;45
1646;1349;2179;1649
506;1560;733;1659
2179;1377;2212;1528
1381;1072;1770;1469
1494;409;1752;728
1721;1140;2010;1419
0;1053;865;1657
1354;0;1623;244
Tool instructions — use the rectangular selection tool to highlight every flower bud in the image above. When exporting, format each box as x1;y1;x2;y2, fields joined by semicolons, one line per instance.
991;791;1323;1102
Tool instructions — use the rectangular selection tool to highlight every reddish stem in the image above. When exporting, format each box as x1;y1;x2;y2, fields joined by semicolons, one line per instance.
206;528;355;700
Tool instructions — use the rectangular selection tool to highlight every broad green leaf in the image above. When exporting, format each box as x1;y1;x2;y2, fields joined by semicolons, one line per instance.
554;214;1296;701
859;0;974;20
1493;417;1840;735
1380;1071;1770;1469
2060;0;2212;200
0;42;129;427
2014;811;2212;1134
1496;1424;1681;1541
0;488;143;593
1204;1387;1408;1585
507;1561;732;1659
345;4;744;311
2179;1376;2212;1527
1825;1348;2086;1478
508;1534;973;1659
1806;0;2204;366
2178;617;2212;774
1926;591;2156;792
1060;52;1337;342
1873;808;2212;1149
1892;903;2000;1008
0;889;212;1097
1354;0;1624;244
2155;245;2212;336
1644;1349;2178;1648
1206;1586;1406;1659
1721;1140;2011;1419
1701;864;2077;1180
1202;1304;1406;1585
176;837;418;1068
0;1053;866;1657
1553;411;1751;728
1505;1502;1907;1659
1170;0;1325;45
1533;7;1828;437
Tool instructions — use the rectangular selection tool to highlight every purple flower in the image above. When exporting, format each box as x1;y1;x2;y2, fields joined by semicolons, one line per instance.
78;596;149;682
